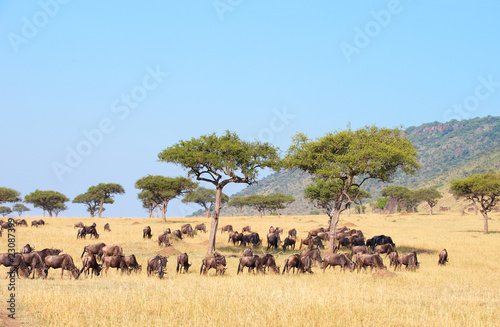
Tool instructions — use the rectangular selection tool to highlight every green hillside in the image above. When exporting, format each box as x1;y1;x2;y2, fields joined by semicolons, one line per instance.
217;116;500;216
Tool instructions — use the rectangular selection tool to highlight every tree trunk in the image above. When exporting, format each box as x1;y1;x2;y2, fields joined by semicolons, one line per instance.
43;209;46;217
328;210;340;253
360;201;364;214
474;202;478;215
207;186;223;255
206;204;211;219
276;208;281;218
347;207;351;217
238;207;242;215
429;204;433;215
482;211;488;233
161;201;167;223
98;200;104;218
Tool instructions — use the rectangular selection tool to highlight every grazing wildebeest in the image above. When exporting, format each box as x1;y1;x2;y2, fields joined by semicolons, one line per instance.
282;237;296;251
338;237;350;249
101;255;129;275
299;236;324;250
31;221;39;228
0;253;30;278
267;234;279;250
220;225;233;234
366;235;395;250
181;225;194;238
316;232;329;242
200;253;226;275
16;219;27;227
20;244;34;254
216;264;227;275
124;254;141;273
164;228;171;234
74;222;84;229
242;225;252;233
77;224;99;239
21;252;47;279
80;253;102;277
143;226;152;239
258;254;280;273
375;244;395;256
176;253;191;274
350;237;365;247
438;249;448;265
237;255;264;274
158;233;171;247
37;219;45;226
147;255;168;279
396;251;419;271
229;232;243;246
81;243;106;258
288;228;297;238
351;245;370;257
300;248;323;266
308;227;325;237
242;248;253;257
242;232;261;247
104;223;111;232
44;254;80;279
98;245;123;261
322;254;355;272
388;251;399;267
356;253;386;273
269;226;276;234
34;248;62;263
195;223;206;233
172;230;182;240
282;254;302;274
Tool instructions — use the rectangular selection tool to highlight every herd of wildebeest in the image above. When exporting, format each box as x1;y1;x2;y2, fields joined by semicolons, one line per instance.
0;218;449;280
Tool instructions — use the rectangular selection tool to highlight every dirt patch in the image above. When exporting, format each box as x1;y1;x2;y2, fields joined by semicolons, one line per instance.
199;240;210;246
159;247;181;256
373;270;397;278
305;220;317;223
131;222;140;225
400;212;409;215
341;222;356;227
0;310;23;326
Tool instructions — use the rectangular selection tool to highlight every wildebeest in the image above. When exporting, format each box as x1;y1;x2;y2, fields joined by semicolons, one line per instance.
375;243;395;256
98;245;123;261
172;229;182;240
282;237;296;251
388;251;399;267
77;224;99;239
20;244;34;254
22;252;47;279
438;249;448;265
37;219;45;226
81;243;106;258
300;248;323;266
322;254;355;272
396;251;419;271
124;254;141;273
282;254;304;274
34;248;62;264
351;245;370;257
74;222;84;229
258;254;280;273
164;228;171;234
267;234;280;250
0;221;13;230
288;228;297;238
181;224;194;238
15;219;27;227
237;255;264;274
338;237;351;249
195;223;206;233
366;235;395;250
101;255;129;275
220;225;233;234
229;232;244;246
0;253;30;278
200;253;226;275
158;233;171;247
242;232;261;247
299;236;324;250
31;221;39;228
104;223;111;232
242;248;253;257
316;232;329;242
242;225;252;233
143;226;152;239
269;226;276;234
176;253;191;274
147;255;168;279
308;227;325;237
350;237;365;247
45;254;80;279
356;253;386;273
80;253;102;277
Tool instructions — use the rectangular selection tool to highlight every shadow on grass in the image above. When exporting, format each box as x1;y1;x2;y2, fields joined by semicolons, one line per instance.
460;230;500;234
396;245;438;255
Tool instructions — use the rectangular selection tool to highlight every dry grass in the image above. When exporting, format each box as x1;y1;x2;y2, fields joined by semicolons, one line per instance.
1;213;499;326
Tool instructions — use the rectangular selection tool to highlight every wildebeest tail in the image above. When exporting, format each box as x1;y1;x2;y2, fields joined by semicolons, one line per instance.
237;260;241;274
199;262;204;275
81;247;87;258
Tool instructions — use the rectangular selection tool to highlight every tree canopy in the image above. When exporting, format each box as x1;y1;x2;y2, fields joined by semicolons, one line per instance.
182;187;229;218
413;188;442;215
24;190;70;217
0;206;12;217
0;187;21;204
12;203;30;217
73;191;113;217
450;172;500;233
87;183;125;218
158;130;280;254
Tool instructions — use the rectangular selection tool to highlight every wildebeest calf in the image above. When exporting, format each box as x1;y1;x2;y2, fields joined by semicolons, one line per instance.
176;253;191;274
143;226;152;239
147;255;168;279
438;249;448;265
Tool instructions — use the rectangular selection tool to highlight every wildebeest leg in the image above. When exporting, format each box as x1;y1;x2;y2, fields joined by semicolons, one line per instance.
61;269;64;279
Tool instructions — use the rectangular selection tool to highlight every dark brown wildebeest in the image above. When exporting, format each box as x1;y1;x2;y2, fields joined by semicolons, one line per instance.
438;249;448;265
22;252;47;279
158;233;170;247
282;237;296;251
124;254;141;273
37;219;45;226
338;237;350;250
15;219;27;227
81;243;106;258
242;232;261;247
221;225;233;234
282;254;302;274
258;254;280;273
31;221;39;228
104;223;111;232
356;253;386;273
74;222;84;229
375;244;395;256
396;251;419;271
98;245;123;261
242;248;253;257
275;227;283;234
366;235;395;250
176;253;191;274
269;226;276;234
237;255;264;274
200;253;226;275
195;223;206;233
228;231;238;243
229;232;243;246
143;226;152;239
388;251;399;267
308;227;325;237
45;254;80;279
0;253;30;278
351;245;370;257
172;229;182;240
1;221;12;230
181;225;194;238
101;255;129;275
242;225;252;233
322;254;355;273
300;248;323;267
351;237;365;247
34;248;62;264
288;228;297;238
267;234;280;250
147;255;168;279
80;253;102;277
20;244;34;254
299;236;324;250
164;228;171;234
77;224;99;239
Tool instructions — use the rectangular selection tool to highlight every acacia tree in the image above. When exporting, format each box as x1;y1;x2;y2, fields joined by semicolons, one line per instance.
414;188;442;215
24;190;70;217
182;187;229;218
244;195;268;217
73;191;113;217
12;204;30;217
158;131;280;254
87;183;125;218
227;196;247;215
285;126;420;252
354;189;371;214
265;193;295;217
0;187;21;204
53;203;68;217
450;173;500;233
0;206;12;217
138;190;158;218
381;186;412;212
135;175;198;222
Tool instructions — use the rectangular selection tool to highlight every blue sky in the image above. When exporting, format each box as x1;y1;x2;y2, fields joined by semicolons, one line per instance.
1;1;499;218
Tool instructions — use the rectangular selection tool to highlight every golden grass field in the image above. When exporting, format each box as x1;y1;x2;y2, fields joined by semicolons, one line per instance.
1;212;499;327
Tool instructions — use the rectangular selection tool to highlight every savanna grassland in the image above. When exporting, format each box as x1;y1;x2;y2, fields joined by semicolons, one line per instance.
1;212;499;327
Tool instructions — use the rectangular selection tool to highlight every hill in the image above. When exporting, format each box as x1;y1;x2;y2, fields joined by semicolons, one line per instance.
214;116;500;217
